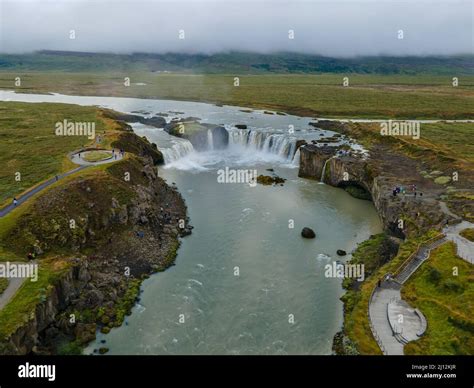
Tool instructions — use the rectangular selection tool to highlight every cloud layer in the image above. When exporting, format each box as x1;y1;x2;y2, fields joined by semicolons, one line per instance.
1;0;472;56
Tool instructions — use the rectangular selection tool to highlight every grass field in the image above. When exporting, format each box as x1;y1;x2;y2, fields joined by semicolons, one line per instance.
82;150;111;162
1;72;473;119
459;228;474;242
403;242;474;355
0;101;123;207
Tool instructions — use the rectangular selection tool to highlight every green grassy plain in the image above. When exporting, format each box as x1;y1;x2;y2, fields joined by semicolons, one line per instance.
1;72;473;119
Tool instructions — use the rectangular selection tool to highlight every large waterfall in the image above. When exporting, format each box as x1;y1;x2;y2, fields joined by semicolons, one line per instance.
161;139;195;164
228;128;299;162
159;127;303;167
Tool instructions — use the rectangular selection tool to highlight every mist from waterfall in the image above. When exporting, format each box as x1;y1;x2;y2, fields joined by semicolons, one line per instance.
160;127;304;171
161;139;195;164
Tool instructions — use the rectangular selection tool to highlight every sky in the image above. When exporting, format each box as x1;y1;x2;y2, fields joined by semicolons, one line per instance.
0;0;472;57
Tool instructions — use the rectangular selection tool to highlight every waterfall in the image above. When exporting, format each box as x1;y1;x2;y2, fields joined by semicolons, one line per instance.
292;148;301;166
320;157;333;183
161;127;303;166
207;129;214;150
161;139;195;164
228;128;300;162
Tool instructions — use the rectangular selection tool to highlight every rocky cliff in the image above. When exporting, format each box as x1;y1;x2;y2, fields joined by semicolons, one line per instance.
298;144;335;180
165;121;229;151
298;144;449;238
0;259;91;355
1;154;191;354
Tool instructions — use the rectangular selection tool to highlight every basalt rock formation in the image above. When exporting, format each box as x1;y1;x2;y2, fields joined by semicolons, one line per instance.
298;143;450;239
1;156;190;355
165;121;229;151
102;109;167;128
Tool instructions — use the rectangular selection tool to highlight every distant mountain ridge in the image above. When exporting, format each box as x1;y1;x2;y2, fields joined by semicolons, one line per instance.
1;50;473;75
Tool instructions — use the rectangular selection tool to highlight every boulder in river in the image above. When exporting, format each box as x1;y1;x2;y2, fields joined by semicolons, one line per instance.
235;124;247;129
142;115;167;128
301;227;316;239
337;249;347;256
257;175;286;186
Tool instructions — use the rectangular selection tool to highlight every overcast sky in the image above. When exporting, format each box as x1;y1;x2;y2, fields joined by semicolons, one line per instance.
0;0;472;56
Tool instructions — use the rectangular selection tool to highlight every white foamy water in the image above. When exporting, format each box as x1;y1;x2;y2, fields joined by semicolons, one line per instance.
207;129;214;151
228;128;298;162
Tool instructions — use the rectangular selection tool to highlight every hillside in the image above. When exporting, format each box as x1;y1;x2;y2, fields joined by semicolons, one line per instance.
1;51;473;75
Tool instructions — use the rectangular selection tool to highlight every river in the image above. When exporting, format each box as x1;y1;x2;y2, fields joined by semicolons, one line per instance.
1;91;382;354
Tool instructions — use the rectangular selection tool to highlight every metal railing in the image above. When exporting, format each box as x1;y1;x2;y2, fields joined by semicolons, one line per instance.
367;282;386;355
368;319;386;355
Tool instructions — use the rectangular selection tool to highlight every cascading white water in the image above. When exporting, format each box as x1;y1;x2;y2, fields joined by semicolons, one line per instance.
207;129;214;150
292;148;301;167
228;128;299;162
161;139;195;164
161;128;300;167
320;157;334;183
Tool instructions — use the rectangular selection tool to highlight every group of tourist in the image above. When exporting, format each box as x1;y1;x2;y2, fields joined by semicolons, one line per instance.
336;149;351;157
392;184;423;198
112;148;125;160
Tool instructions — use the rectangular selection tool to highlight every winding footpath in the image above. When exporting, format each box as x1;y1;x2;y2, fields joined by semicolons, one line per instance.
0;150;122;218
369;224;474;355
